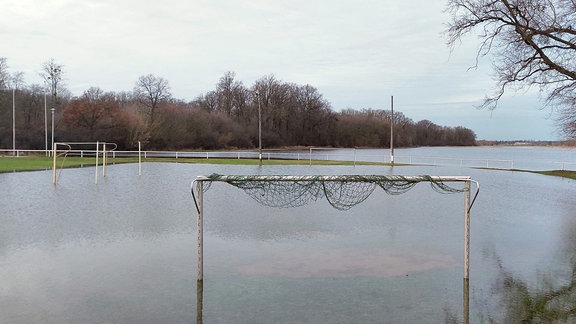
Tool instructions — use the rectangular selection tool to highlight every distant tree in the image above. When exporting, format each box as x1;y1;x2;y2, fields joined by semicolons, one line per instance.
392;111;415;147
446;0;576;138
39;58;64;110
133;74;171;128
415;120;442;146
15;86;46;149
451;126;477;146
11;71;25;90
214;71;246;117
123;104;151;149
293;84;334;145
193;90;218;111
251;75;294;146
0;57;10;90
61;87;128;145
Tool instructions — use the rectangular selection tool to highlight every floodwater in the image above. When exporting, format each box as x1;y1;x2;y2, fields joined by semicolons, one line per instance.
1;148;576;323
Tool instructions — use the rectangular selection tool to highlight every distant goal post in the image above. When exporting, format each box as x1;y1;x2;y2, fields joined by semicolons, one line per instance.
52;141;118;184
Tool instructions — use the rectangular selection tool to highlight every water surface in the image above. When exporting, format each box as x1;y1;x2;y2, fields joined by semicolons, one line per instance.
1;152;575;323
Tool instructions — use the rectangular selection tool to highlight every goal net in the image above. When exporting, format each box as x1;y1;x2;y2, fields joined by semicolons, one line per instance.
193;174;474;211
191;173;479;281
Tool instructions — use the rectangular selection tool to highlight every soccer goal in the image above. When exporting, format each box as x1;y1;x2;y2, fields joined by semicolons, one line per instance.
52;141;117;184
191;174;479;282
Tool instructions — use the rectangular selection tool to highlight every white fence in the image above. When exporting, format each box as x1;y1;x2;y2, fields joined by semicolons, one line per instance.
1;148;575;171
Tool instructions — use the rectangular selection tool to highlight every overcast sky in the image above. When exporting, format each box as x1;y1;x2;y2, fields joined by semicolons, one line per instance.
1;0;561;140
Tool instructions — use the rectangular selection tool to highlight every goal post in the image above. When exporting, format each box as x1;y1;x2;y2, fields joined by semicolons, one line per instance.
191;174;479;282
52;141;118;184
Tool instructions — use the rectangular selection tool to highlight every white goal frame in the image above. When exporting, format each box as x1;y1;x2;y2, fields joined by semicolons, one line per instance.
52;141;117;184
192;175;479;283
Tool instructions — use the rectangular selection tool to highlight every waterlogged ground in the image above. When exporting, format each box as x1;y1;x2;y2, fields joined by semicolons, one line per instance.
1;159;575;323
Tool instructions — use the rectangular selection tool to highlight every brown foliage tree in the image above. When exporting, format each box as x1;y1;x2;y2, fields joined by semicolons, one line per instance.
61;88;129;146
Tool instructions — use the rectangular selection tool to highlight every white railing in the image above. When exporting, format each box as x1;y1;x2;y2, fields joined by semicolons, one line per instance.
1;148;574;171
553;161;576;170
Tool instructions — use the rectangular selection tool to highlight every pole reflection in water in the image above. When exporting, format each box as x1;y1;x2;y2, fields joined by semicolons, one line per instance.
463;278;469;324
196;280;203;324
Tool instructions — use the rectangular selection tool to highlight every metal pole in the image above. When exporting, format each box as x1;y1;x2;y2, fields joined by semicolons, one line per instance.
197;279;204;324
197;179;204;281
95;141;99;185
390;95;394;165
44;94;48;156
12;88;16;156
51;108;55;156
138;141;142;176
102;143;107;178
52;142;57;184
463;277;470;324
464;180;471;280
257;91;262;164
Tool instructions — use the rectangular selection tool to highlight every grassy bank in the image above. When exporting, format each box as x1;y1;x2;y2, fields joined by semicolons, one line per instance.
0;155;390;173
532;170;576;180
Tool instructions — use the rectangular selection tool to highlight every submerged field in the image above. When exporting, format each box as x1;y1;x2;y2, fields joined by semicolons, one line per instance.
1;160;575;322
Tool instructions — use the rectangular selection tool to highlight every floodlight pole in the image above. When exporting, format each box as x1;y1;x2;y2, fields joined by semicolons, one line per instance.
52;142;57;184
51;108;55;157
12;88;16;156
95;141;100;184
390;95;394;165
256;91;262;164
44;94;48;156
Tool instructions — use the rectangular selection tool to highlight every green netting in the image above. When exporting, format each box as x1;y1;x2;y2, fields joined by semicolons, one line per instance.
195;174;470;211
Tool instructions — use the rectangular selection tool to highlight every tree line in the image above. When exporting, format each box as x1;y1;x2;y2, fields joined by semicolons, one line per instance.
0;59;476;151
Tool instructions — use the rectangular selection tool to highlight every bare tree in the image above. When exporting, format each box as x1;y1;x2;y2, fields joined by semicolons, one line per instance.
133;74;171;127
446;0;576;137
11;72;25;90
214;71;247;117
39;58;64;110
0;57;9;90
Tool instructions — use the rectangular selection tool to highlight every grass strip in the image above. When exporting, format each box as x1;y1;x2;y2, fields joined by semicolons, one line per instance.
0;155;392;173
532;170;576;180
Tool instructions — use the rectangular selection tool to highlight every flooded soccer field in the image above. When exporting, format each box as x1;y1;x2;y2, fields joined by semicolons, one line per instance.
1;153;575;322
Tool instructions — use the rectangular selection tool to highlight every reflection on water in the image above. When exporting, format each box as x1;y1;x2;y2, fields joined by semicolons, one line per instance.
0;161;575;323
485;201;576;323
